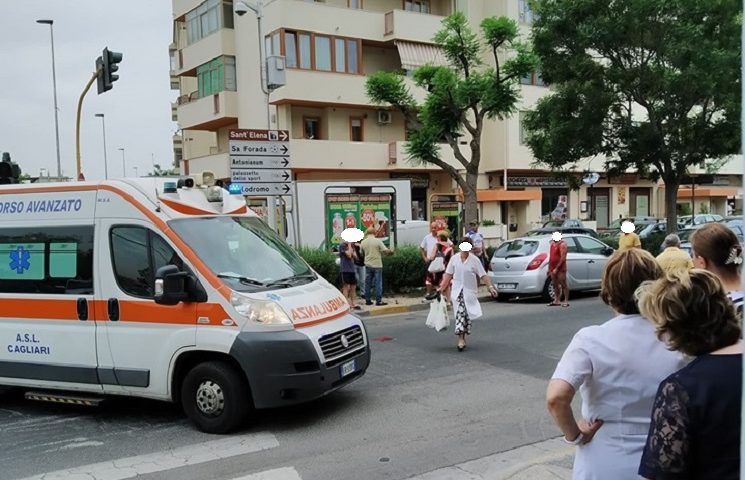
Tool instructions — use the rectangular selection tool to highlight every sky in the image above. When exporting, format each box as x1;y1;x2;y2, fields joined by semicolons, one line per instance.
0;1;176;181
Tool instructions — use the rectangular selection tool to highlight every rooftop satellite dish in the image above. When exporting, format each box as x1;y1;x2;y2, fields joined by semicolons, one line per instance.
582;172;600;185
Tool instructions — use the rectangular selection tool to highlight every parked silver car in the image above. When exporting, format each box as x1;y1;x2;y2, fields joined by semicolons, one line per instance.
489;234;614;302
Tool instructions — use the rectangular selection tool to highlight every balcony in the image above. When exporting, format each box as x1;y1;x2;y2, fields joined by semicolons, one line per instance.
288;139;462;172
177;90;238;130
262;0;447;44
384;9;446;44
270;70;428;108
386;141;463;172
174;29;235;75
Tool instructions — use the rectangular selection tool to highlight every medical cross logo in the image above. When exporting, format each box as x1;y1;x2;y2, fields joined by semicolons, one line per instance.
9;246;31;274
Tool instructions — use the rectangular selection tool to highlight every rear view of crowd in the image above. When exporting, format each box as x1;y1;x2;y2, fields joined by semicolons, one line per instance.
547;222;743;479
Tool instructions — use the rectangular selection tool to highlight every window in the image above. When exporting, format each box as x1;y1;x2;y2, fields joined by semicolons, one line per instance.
518;0;538;24
519;110;529;145
0;226;94;295
185;0;233;46
315;35;332;71
304;117;321;139
576;237;606;255
285;31;298;68
520;70;546;86
270;29;361;74
349;0;362;8
493;240;538;258
299;33;312;69
197;56;236;98
350;117;364;141
110;227;182;299
405;0;430;13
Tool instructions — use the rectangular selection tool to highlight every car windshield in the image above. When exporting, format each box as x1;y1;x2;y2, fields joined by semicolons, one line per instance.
543;220;563;228
170;216;314;291
493;239;539;258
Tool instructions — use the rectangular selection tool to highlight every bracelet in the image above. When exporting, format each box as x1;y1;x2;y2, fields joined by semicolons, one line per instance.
563;433;582;445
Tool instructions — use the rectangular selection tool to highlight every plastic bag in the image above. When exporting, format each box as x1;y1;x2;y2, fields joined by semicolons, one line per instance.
427;256;445;273
426;297;450;332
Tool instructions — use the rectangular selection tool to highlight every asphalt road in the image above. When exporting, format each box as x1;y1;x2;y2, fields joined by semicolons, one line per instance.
0;294;611;480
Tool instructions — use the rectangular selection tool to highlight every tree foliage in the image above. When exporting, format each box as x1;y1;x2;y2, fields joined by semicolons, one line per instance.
524;0;741;231
366;12;536;230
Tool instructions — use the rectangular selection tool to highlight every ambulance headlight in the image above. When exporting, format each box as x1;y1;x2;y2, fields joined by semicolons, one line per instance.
230;293;292;325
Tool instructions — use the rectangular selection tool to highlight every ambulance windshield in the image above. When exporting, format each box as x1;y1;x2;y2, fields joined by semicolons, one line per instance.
170;216;315;291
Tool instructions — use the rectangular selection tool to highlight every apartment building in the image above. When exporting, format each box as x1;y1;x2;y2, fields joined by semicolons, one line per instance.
170;0;741;240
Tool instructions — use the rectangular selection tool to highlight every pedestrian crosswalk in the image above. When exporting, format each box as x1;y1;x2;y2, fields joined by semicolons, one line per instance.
17;432;304;480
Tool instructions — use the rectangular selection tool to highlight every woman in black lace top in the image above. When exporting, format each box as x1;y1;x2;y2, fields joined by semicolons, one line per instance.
635;269;742;479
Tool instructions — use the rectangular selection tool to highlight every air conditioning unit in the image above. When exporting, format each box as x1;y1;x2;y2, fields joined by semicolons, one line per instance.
377;111;392;125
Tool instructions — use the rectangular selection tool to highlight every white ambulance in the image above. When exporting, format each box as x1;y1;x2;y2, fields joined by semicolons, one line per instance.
0;175;370;433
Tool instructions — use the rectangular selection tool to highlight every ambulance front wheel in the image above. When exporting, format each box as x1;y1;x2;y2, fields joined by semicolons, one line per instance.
181;360;251;434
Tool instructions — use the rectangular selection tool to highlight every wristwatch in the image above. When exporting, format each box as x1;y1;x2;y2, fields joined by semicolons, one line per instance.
563;433;582;445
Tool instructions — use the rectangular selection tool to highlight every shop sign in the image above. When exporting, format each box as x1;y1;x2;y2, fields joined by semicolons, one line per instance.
504;176;568;187
326;194;392;249
390;173;430;189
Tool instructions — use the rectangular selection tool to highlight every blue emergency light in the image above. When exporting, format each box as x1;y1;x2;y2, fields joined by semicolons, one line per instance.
228;183;242;194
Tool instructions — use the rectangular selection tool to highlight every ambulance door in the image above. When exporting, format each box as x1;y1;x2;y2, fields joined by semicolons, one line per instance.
96;220;196;395
0;223;101;390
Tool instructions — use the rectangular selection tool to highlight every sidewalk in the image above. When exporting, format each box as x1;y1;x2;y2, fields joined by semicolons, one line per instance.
355;287;494;317
406;437;574;480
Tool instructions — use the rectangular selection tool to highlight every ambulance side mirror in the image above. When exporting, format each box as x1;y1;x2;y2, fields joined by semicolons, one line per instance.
154;265;191;305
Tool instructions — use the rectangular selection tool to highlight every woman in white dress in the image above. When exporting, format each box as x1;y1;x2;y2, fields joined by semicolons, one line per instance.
435;237;498;352
546;248;688;479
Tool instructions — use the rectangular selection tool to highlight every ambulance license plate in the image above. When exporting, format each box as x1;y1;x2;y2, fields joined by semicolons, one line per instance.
340;359;356;378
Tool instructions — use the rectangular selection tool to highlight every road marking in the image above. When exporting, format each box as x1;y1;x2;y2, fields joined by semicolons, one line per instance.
230;467;303;480
18;432;279;480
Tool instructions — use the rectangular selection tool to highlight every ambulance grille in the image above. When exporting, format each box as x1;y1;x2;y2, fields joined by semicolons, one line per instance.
319;325;365;366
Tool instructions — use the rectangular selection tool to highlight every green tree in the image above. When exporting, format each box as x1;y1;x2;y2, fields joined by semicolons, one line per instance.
524;0;741;232
365;13;536;230
147;163;179;177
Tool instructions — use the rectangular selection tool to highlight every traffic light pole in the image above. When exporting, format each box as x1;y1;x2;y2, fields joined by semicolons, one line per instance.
75;67;101;181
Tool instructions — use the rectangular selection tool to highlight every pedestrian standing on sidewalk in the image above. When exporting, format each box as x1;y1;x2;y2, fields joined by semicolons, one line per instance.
434;238;498;352
420;222;442;297
339;228;363;311
546;248;687;479
361;226;393;306
636;269;742;480
547;232;570;307
617;220;641;251
352;240;366;296
690;222;744;313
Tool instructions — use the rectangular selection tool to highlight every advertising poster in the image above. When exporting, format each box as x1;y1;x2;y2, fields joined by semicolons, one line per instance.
326;194;392;249
431;201;460;237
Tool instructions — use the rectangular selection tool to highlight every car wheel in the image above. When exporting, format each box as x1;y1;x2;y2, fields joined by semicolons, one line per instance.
542;278;554;303
181;361;251;434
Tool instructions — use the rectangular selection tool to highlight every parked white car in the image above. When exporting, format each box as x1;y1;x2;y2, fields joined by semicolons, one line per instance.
489;234;614;302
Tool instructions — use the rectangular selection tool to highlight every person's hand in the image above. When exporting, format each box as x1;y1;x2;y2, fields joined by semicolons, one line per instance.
576;418;604;445
488;285;498;298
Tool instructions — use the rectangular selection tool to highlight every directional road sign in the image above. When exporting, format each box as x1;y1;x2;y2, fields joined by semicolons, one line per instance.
229;183;293;196
230;156;290;169
229;128;292;197
231;169;291;183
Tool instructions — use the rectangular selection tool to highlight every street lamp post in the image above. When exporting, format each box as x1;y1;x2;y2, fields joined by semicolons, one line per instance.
133;166;139;177
37;19;62;180
118;148;126;177
94;114;109;179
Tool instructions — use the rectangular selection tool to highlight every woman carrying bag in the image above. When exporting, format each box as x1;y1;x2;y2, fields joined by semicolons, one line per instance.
431;237;498;352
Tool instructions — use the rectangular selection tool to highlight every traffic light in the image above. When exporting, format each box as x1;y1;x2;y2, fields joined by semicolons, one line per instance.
96;47;123;94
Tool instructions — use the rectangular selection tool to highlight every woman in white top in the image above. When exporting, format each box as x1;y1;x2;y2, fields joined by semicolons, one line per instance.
436;237;498;352
546;248;688;480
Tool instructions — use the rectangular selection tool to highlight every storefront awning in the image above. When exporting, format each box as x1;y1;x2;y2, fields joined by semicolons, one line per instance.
477;189;542;202
395;41;446;71
677;187;740;198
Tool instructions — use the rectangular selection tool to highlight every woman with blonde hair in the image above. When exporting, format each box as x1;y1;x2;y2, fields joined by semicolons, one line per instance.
546;248;687;479
636;269;741;479
690;222;744;312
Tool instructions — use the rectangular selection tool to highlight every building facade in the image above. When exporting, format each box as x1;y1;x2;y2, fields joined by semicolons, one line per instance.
170;0;741;242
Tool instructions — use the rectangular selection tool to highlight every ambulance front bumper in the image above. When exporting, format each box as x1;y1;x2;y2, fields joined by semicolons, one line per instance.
229;324;370;409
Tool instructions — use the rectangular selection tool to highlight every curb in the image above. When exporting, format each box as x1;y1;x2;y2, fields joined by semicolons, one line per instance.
357;296;494;318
